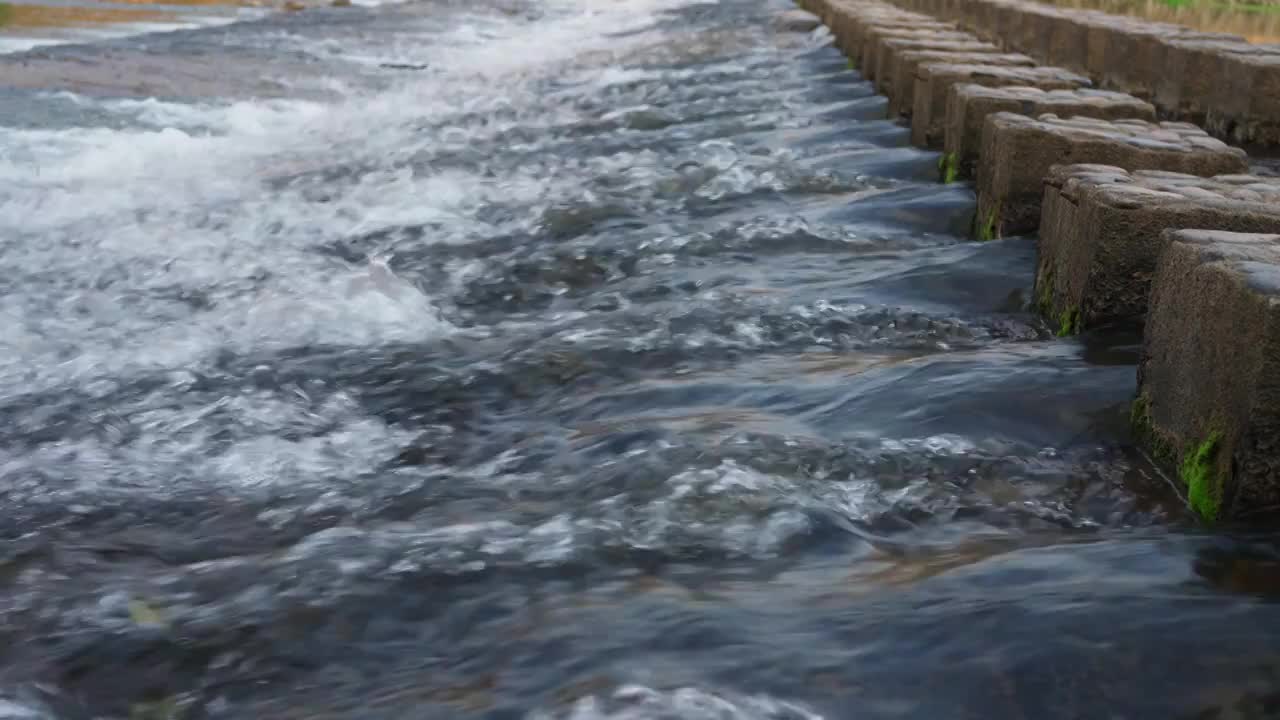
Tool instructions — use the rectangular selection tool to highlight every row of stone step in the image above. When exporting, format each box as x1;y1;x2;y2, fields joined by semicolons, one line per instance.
878;0;1280;148
791;0;1280;523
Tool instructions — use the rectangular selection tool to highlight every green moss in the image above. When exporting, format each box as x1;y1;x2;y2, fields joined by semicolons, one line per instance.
1056;306;1079;337
939;153;959;184
977;207;999;242
1181;431;1224;522
847;57;858;70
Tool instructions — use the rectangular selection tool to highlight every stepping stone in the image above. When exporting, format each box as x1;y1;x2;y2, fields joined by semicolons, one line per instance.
1136;229;1280;522
858;25;968;79
1207;52;1280;149
887;50;1033;118
826;5;935;58
1035;165;1280;335
943;86;1154;181
974;113;1248;240
1157;40;1280;125
876;36;1001;96
910;64;1090;149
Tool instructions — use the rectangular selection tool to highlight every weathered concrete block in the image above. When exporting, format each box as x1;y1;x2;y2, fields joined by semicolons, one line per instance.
859;24;966;80
910;64;1090;149
1083;16;1158;84
829;5;932;57
1155;39;1279;124
1118;29;1243;101
1043;11;1119;75
889;51;1033;118
943;86;1154;181
824;2;908;56
875;36;994;96
1136;229;1280;522
988;2;1030;49
1009;4;1068;63
1207;52;1280;149
974;113;1248;239
1035;165;1280;335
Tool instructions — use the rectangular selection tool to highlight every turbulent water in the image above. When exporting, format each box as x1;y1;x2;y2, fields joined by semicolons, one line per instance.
3;1;1280;718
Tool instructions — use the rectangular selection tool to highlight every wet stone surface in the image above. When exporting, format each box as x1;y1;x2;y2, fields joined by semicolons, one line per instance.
975;113;1248;240
887;50;1034;119
1139;229;1280;521
945;85;1155;180
874;36;999;96
910;63;1090;149
1036;164;1280;336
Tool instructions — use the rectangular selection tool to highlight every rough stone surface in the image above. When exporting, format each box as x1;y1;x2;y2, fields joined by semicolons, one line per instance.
944;85;1154;180
876;36;998;96
1098;24;1227;98
889;51;1033;118
1138;229;1280;521
910;63;1090;149
975;113;1248;239
858;24;966;80
827;5;935;60
819;2;911;55
773;9;823;33
1207;52;1280;149
1035;165;1280;335
1156;39;1280;123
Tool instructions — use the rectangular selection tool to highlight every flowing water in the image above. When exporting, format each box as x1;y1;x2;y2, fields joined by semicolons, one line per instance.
4;1;1280;718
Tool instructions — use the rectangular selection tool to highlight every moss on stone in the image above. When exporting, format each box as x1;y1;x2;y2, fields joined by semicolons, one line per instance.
939;153;958;184
1181;431;1223;522
847;57;857;70
1056;306;1079;337
978;207;999;242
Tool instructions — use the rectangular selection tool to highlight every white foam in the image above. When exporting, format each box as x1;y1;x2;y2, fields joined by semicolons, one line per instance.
530;684;824;720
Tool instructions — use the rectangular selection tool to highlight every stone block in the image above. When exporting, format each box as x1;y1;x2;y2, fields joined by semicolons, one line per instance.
858;24;966;80
910;64;1090;149
824;3;907;56
875;36;995;96
1136;229;1280;521
1207;52;1280;149
943;86;1154;181
974;113;1248;239
989;2;1030;49
1035;165;1280;335
1155;39;1279;124
889;51;1033;118
1081;22;1235;100
1083;16;1158;85
1009;5;1068;62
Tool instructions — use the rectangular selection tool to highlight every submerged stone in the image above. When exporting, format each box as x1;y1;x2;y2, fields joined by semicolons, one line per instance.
974;113;1248;240
1137;229;1280;521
